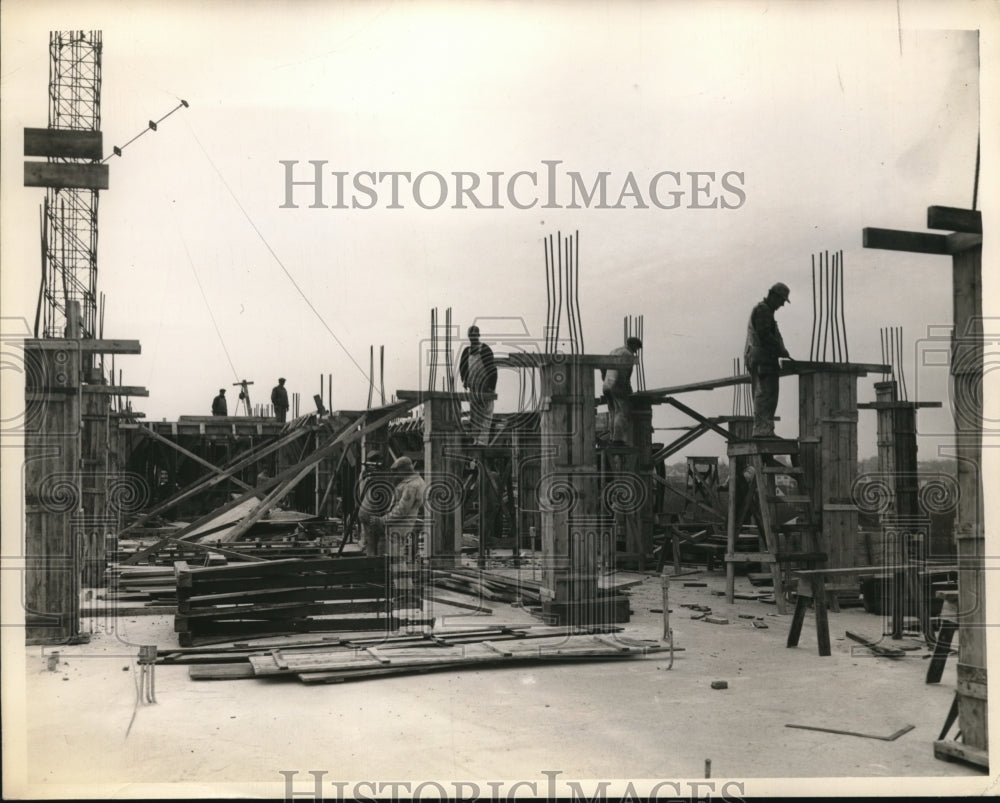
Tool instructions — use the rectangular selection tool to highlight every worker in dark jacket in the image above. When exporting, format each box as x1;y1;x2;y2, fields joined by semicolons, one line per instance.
211;389;227;416
271;377;289;422
459;325;498;445
744;282;792;438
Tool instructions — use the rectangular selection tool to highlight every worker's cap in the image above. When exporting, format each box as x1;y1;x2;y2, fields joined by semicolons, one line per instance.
769;282;791;302
219;388;226;393
626;336;643;350
468;325;480;337
390;456;414;472
278;377;286;382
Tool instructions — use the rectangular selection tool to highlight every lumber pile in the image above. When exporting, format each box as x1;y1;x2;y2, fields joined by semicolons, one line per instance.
431;568;543;604
173;556;413;646
430;568;633;619
173;625;667;683
114;533;337;566
102;564;188;604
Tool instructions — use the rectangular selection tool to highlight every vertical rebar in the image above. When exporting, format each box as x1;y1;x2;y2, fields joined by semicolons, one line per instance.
546;235;556;353
810;254;817;361
897;326;909;402
574;229;585;352
554;232;563;354
839;250;849;362
564;235;577;354
380;345;386;405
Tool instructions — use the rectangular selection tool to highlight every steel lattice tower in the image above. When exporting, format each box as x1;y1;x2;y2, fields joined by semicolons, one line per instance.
40;30;102;338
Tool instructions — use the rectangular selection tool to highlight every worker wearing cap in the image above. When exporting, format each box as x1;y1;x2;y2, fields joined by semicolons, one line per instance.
744;282;792;438
271;377;289;423
602;336;642;445
211;388;227;416
359;456;426;558
459;325;497;445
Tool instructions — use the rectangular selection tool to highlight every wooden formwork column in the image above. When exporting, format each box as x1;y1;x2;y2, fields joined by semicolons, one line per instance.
24;342;83;643
510;419;541;553
623;398;654;567
79;389;111;587
873;381;919;517
517;353;631;626
422;394;464;564
949;241;986;761
863;208;985;766
797;365;861;571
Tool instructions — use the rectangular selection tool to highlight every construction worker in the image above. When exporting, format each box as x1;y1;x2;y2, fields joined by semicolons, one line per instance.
211;388;227;416
745;282;792;438
271;377;289;423
603;336;642;445
359;456;426;559
459;325;497;445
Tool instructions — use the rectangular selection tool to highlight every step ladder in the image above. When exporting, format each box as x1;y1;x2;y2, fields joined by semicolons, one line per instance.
725;438;822;614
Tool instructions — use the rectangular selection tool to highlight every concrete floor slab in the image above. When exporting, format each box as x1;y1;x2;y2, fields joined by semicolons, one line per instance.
4;569;991;798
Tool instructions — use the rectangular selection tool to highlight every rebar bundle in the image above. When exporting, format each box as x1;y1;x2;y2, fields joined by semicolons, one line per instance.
544;231;585;353
809;249;850;362
879;326;909;401
427;307;455;393
731;357;752;416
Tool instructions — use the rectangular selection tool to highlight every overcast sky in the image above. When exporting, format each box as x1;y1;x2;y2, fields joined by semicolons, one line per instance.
2;0;996;461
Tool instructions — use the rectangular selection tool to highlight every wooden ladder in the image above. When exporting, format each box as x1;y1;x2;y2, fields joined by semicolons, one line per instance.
725;439;822;615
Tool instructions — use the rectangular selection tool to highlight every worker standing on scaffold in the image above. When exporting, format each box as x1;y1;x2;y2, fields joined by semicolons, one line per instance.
603;336;642;445
271;377;289;423
459;325;497;446
211;388;227;416
744;282;792;438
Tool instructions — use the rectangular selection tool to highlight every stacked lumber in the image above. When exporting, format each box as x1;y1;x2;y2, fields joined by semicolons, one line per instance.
116;536;336;566
430;568;634;615
178;625;667;683
431;568;542;604
174;556;406;646
102;564;186;604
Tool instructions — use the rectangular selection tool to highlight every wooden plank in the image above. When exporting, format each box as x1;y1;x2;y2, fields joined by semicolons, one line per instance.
24;127;103;159
932;737;990;768
188;663;258;680
785;723;915;741
80;385;148;396
175;600;386;627
24;161;109;190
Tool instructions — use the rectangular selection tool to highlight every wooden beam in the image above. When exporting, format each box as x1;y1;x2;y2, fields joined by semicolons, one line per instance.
81;385;148;397
787;361;890;375
24;161;109;190
863;227;981;256
397;389;481;402
862;227;950;255
660;397;733;442
927;206;982;235
506;353;634;369
857;401;942;410
173;401;415;542
652;422;711;463
25;338;141;354
118;426;312;539
640;374;750;397
138;425;253;491
24;127;103;159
